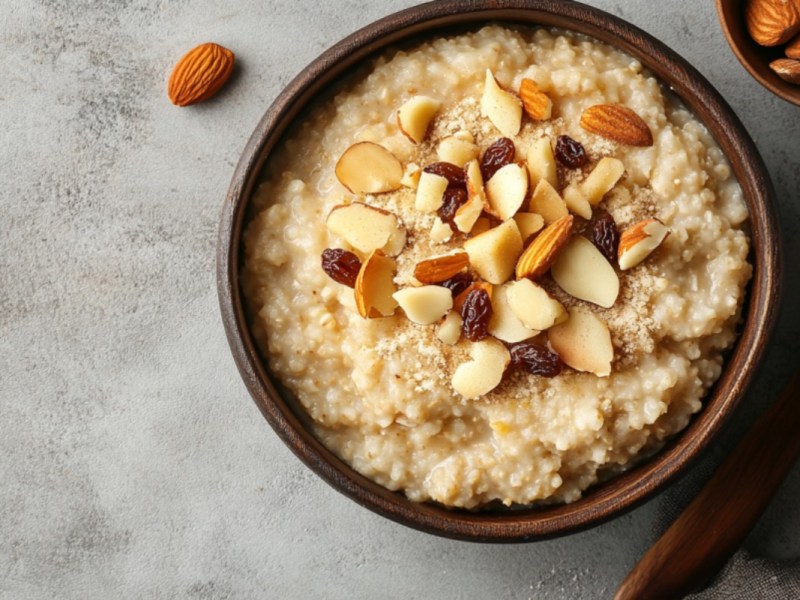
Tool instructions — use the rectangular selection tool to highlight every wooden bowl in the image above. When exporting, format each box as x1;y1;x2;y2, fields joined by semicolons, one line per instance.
716;0;800;106
218;0;782;541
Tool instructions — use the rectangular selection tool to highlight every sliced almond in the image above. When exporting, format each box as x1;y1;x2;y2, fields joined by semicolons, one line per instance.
562;185;593;220
401;162;422;189
548;306;613;377
437;135;480;167
480;69;522;137
513;212;544;242
770;57;800;84
618;218;670;270
463;219;524;285
551;236;619;308
515;215;574;280
451;338;511;399
397;95;441;144
354;251;398;318
430;217;453;243
488;282;539;343
506;279;567;331
526;137;558;190
415;171;449;213
519;78;553;120
326;203;406;256
581;157;625;206
454;159;486;233
437;311;463;345
393;285;453;325
335;142;403;194
580;104;653;147
414;252;469;283
485;162;529;221
528;180;568;225
453;282;493;313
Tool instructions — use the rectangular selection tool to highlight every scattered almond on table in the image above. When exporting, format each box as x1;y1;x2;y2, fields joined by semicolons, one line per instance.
167;42;235;106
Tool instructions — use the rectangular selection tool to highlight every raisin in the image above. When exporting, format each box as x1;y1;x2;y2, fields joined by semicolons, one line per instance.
509;342;564;377
461;288;492;341
437;186;468;229
438;272;473;298
480;137;516;181
424;161;466;187
321;248;361;288
590;213;620;264
555;135;588;169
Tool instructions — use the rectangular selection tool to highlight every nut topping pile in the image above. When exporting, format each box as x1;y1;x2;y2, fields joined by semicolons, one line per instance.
319;70;671;399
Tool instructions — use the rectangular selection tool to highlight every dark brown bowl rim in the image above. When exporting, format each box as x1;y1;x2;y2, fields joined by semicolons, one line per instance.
217;0;782;542
715;0;800;107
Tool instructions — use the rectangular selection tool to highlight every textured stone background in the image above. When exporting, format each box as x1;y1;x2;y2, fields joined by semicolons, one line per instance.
1;1;798;598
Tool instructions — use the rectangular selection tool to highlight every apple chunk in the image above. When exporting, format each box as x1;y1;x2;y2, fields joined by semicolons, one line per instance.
480;69;522;138
463;219;523;285
451;338;511;399
397;95;441;144
335;142;403;194
485;162;529;220
326;203;406;256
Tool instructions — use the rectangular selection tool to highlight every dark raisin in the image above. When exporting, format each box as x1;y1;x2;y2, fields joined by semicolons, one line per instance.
555;135;588;169
461;289;493;342
424;162;466;187
321;248;361;288
590;213;620;264
509;342;564;377
437;187;468;229
438;272;473;298
480;137;516;181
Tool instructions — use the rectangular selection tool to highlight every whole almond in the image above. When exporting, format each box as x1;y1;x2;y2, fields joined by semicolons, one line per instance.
168;42;235;107
414;252;470;283
787;33;800;58
518;78;553;121
745;0;800;47
580;104;654;147
769;57;800;83
515;214;574;280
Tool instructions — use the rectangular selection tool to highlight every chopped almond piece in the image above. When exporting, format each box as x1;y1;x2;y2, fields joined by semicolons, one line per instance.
414;252;469;284
488;282;539;343
519;78;552;120
393;286;453;325
551;236;619;308
548;306;613;376
529;180;569;224
335;142;403;194
326;202;406;256
397;95;441;144
562;185;593;220
354;251;398;318
415;171;449;213
513;212;544;242
463;219;524;285
485;162;529;220
526;137;558;189
480;69;522;137
437;135;480;167
506;279;567;331
430;217;453;243
618;218;670;270
454;159;486;233
451;338;511;399
437;311;463;345
515;215;574;280
400;163;422;189
582;157;625;206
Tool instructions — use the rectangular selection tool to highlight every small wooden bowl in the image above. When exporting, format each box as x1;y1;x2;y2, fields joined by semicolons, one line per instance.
218;0;782;541
716;0;800;106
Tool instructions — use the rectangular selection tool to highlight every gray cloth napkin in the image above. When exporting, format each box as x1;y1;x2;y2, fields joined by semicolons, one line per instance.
687;551;800;599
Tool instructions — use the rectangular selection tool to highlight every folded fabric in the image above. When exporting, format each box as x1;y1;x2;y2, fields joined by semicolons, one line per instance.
687;551;800;599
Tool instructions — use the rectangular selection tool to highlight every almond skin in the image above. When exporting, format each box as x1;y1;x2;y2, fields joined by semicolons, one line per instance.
786;33;800;58
580;104;653;147
168;42;235;107
414;252;470;283
515;214;574;280
746;0;800;47
769;57;800;83
518;78;552;120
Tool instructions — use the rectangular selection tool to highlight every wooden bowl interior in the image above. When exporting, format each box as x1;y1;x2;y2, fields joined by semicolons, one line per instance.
218;0;781;542
716;0;800;106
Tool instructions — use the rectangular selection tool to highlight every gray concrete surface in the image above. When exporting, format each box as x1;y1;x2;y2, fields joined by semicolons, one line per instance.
1;1;798;598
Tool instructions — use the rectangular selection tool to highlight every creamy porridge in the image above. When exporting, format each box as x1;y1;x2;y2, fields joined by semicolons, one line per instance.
242;26;751;508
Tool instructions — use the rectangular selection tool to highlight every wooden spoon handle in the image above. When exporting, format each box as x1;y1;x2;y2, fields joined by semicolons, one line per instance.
614;373;800;600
